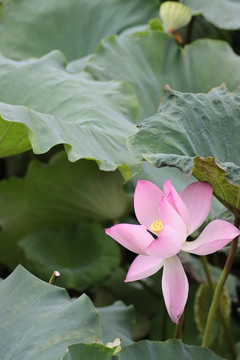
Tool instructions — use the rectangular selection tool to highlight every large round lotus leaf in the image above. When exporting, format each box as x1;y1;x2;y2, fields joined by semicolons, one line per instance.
0;265;102;360
181;0;240;30
0;0;159;61
128;85;240;217
62;343;116;360
118;340;224;359
0;51;140;177
86;32;240;122
19;223;120;291
0;151;131;268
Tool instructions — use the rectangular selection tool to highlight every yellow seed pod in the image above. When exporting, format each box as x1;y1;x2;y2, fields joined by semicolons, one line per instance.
150;219;163;236
159;1;192;32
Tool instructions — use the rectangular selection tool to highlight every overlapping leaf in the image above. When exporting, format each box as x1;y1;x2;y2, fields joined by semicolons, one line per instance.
86;32;240;121
116;340;224;359
0;52;140;176
0;151;131;267
19;223;120;291
0;266;102;360
181;0;240;30
98;301;134;347
128;85;240;216
0;0;159;61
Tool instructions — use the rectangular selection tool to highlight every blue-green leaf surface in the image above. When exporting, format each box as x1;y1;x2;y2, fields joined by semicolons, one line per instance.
98;301;134;347
118;340;224;359
0;266;102;360
0;52;140;176
128;85;240;216
0;0;159;61
86;32;240;122
181;0;240;30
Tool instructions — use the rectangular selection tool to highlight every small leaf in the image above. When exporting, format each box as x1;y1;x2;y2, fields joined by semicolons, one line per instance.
149;19;164;32
106;338;121;354
160;1;192;31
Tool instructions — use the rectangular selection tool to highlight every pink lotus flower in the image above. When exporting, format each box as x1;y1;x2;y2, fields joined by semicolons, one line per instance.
105;179;240;324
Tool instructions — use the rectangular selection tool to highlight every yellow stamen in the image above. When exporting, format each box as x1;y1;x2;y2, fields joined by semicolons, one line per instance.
150;219;163;235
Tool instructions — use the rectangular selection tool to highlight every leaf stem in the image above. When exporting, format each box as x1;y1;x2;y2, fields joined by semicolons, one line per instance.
201;217;240;349
201;256;235;358
173;313;184;340
49;270;60;285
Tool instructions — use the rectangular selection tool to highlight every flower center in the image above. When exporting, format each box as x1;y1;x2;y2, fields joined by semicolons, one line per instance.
150;219;163;235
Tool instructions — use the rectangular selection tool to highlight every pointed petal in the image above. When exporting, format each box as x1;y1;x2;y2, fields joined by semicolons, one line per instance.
158;197;187;241
162;256;189;324
134;180;164;229
182;220;240;255
146;225;183;259
105;224;154;255
163;179;190;232
125;254;163;282
180;182;212;235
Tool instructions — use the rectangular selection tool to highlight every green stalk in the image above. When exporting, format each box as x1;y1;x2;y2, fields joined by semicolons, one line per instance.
49;270;60;285
201;217;240;349
201;256;235;358
173;313;184;340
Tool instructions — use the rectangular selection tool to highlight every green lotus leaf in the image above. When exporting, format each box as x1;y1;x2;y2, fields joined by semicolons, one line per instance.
19;223;120;291
128;85;240;216
160;2;192;31
0;52;140;177
86;32;240;122
98;301;134;348
181;0;240;30
117;340;224;359
0;265;102;360
0;0;159;61
0;151;131;268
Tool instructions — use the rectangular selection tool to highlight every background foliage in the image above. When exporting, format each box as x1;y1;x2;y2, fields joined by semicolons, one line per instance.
0;0;240;359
